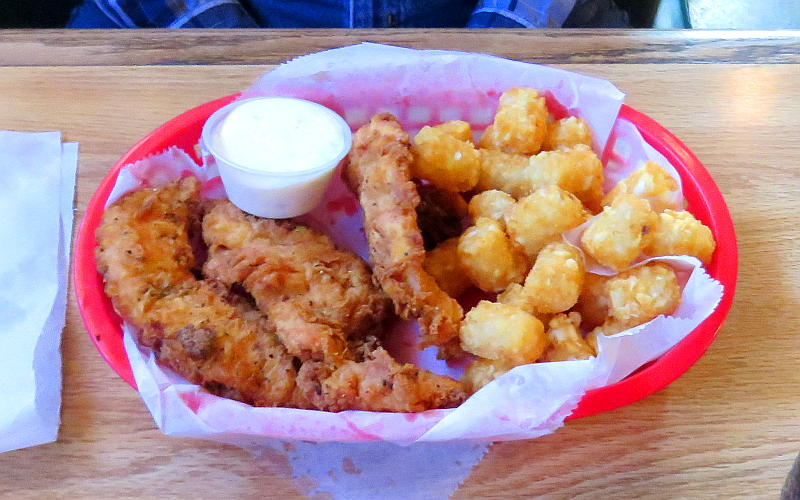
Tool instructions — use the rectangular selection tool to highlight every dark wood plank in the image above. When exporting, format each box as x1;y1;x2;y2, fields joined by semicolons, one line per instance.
0;29;798;66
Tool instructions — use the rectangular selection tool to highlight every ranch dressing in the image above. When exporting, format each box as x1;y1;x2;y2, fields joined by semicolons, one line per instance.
201;97;352;218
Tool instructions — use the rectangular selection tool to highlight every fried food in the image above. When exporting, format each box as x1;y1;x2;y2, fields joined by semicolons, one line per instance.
479;87;548;155
411;123;480;192
476;149;533;198
423;237;472;298
344;113;463;351
320;348;466;412
459;300;547;365
606;262;681;326
602;161;681;213
581;194;657;271
644;209;716;264
504;185;589;258
95;178;298;407
98;179;465;412
415;182;468;250
586;320;628;354
458;217;529;293
468;189;516;227
572;272;610;329
462;358;514;392
541;313;594;362
433;120;474;142
543;116;593;151
521;241;584;314
202;200;389;363
528;144;604;212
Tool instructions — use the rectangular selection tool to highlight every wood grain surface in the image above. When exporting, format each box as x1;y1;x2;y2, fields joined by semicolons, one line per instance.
0;31;798;499
0;29;799;66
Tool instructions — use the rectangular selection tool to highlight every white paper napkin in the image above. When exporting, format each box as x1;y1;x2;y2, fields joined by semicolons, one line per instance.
0;131;78;453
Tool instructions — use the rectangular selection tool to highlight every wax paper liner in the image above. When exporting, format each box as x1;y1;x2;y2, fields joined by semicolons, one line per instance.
241;43;624;152
114;146;721;447
105;45;724;448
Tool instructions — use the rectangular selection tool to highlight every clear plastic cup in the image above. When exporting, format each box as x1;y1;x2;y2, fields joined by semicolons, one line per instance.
200;97;352;218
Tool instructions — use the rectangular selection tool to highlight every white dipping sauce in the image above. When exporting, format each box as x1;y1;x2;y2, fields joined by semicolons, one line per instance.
212;98;346;173
202;97;352;218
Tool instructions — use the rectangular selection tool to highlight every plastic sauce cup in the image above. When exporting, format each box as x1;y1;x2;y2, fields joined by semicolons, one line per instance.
200;97;352;218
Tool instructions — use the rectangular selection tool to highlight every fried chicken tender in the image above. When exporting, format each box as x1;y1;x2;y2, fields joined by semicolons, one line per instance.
319;348;466;412
468;189;516;228
606;262;681;326
460;300;547;365
644;209;716;264
423;237;472;298
462;358;514;393
504;185;589;258
581;194;657;271
458;217;529;293
479;87;548;155
543;116;593;151
412;124;480;192
602;162;681;213
541;312;594;362
95;178;298;407
521;241;585;314
202;201;390;363
528;144;604;212
476;149;532;198
344;114;464;351
572;272;611;329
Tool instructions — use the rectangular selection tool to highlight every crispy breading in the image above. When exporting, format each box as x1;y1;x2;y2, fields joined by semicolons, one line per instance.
320;348;466;412
344;113;464;352
202;201;390;363
95;178;298;407
97;179;465;412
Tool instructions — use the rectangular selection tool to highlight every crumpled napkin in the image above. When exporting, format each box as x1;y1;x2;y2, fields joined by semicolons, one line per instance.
0;131;78;453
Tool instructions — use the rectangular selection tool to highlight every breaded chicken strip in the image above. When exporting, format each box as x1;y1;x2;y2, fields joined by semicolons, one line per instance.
343;114;464;353
320;348;465;412
95;178;297;407
202;201;391;363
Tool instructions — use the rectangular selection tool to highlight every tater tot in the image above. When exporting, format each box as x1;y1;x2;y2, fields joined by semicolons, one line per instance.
644;209;716;264
496;283;534;312
479;87;548;155
543;116;593;151
459;300;547;365
602;162;681;213
462;358;514;392
412;125;480;192
528;144;604;212
433;120;473;142
504;185;588;258
468;190;516;226
606;262;681;326
541;312;594;362
423;237;473;298
573;272;610;329
580;194;657;271
458;217;529;292
586;319;628;354
523;241;584;314
476;149;533;198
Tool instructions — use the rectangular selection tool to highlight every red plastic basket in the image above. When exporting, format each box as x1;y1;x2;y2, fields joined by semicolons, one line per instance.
73;95;737;421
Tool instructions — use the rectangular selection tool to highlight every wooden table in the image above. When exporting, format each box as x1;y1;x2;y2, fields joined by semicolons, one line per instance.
0;30;798;499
